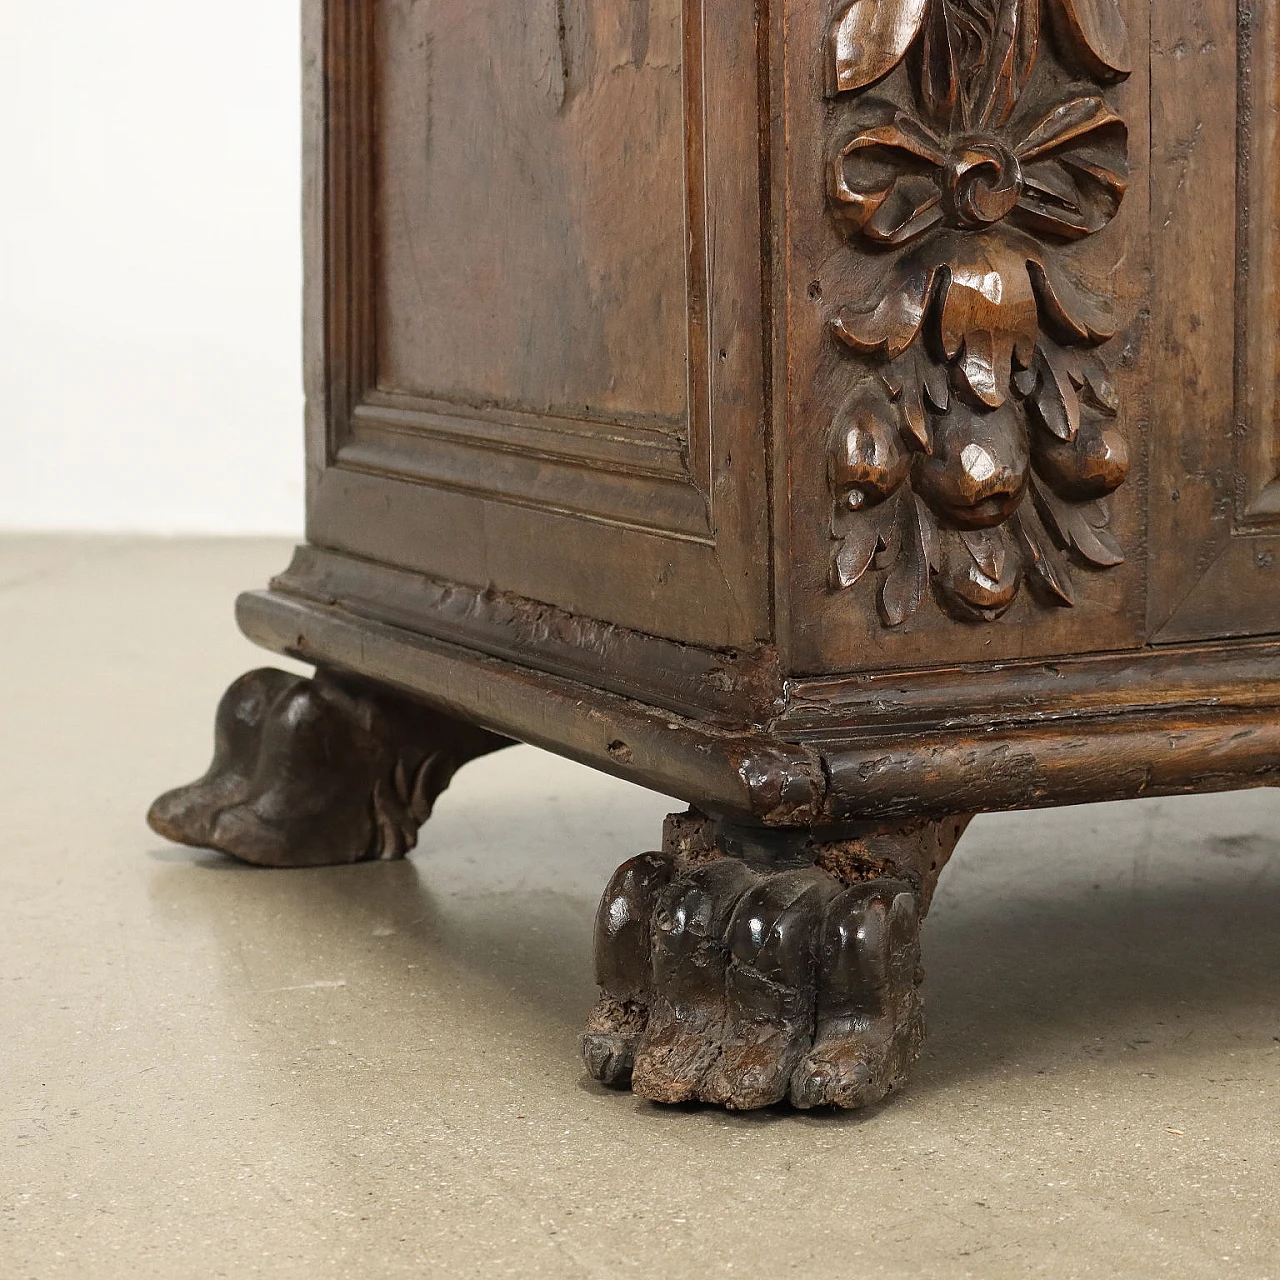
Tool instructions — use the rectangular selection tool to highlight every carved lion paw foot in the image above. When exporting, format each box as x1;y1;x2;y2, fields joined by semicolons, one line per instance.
148;667;509;867
581;811;960;1112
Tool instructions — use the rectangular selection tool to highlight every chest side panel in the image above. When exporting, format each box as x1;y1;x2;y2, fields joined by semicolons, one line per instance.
375;0;689;426
304;0;771;652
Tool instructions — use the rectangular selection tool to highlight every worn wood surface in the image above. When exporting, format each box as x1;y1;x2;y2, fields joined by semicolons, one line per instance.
222;0;1280;819
299;0;1278;681
236;587;1280;827
235;588;830;827
270;544;784;724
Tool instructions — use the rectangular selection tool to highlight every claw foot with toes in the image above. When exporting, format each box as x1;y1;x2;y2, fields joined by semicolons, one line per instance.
581;810;968;1112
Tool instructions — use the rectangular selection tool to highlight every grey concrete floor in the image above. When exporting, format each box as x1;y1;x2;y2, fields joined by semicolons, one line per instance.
1;536;1278;1279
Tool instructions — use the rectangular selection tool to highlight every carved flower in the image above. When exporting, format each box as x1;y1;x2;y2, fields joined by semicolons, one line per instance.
825;0;1131;626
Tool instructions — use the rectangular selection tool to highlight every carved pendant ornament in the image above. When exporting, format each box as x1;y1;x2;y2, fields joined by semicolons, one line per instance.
825;0;1131;624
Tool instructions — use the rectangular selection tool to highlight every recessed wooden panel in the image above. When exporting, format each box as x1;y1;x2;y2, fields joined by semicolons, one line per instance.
302;0;773;650
1148;0;1280;642
375;0;690;429
316;0;703;542
1238;0;1280;525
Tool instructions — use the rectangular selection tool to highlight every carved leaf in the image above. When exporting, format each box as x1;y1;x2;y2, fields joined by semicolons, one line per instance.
921;0;1039;130
1050;0;1131;81
1014;97;1128;240
921;358;951;414
1077;352;1120;414
408;751;451;825
915;494;941;571
873;489;906;569
832;494;902;588
1083;521;1125;566
370;751;452;859
883;348;940;452
935;232;1039;407
1026;255;1115;345
940;524;1021;619
829;0;930;96
1032;476;1125;566
880;493;931;626
1028;340;1081;441
1013;507;1075;606
920;0;963;126
960;526;1007;582
834;522;881;588
832;253;943;360
974;0;1041;129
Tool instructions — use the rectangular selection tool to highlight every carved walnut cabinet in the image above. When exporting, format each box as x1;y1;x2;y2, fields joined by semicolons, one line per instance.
151;0;1280;1110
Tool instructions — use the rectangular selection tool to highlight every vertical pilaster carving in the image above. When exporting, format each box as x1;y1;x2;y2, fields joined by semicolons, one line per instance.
825;0;1132;625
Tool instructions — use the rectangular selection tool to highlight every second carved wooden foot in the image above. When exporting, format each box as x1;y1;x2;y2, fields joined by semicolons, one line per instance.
582;810;969;1111
147;667;511;867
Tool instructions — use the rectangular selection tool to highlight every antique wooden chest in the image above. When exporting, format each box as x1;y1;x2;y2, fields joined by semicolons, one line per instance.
151;0;1280;1110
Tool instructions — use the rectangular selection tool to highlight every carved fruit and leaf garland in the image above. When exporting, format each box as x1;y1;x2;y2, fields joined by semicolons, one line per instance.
826;0;1131;624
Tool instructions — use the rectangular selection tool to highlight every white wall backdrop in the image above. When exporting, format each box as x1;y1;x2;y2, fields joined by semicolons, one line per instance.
0;2;305;534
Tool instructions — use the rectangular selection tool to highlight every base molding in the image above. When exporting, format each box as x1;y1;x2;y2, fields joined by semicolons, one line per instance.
237;583;1280;826
270;544;778;724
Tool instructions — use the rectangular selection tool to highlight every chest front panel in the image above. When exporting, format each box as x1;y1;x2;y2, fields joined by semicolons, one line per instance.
1147;0;1280;643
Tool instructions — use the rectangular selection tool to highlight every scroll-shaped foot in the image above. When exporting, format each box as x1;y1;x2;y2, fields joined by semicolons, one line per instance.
581;810;968;1112
147;667;510;867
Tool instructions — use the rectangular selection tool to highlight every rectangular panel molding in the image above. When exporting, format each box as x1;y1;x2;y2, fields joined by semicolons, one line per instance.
323;0;710;538
1238;0;1280;525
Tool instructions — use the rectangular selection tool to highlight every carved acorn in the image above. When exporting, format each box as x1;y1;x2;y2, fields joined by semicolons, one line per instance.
936;527;1020;622
829;385;910;510
1032;416;1129;500
916;401;1029;529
